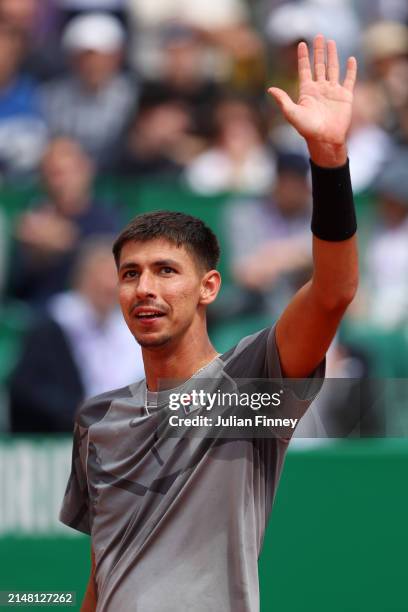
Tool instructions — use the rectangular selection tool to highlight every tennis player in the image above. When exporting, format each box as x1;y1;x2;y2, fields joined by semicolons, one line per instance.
60;35;358;611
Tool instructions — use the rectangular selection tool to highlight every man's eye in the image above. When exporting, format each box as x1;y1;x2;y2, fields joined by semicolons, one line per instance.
123;270;138;279
160;267;175;274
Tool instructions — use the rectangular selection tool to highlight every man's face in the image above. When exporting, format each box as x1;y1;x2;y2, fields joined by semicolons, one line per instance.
42;139;93;213
118;238;210;349
73;49;121;90
0;27;24;85
77;250;119;320
0;0;37;31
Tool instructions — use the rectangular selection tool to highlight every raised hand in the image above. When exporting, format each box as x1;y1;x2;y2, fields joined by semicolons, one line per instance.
268;35;357;166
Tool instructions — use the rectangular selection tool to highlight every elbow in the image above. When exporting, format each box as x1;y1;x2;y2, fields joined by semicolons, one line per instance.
335;283;359;312
313;278;359;313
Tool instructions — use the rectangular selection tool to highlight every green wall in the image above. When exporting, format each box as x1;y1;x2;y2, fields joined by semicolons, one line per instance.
0;439;407;611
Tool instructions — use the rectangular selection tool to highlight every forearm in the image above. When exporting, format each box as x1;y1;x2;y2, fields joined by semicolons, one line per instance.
81;585;97;612
307;140;359;309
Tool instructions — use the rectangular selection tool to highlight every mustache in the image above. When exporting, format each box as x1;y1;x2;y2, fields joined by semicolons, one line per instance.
129;301;167;315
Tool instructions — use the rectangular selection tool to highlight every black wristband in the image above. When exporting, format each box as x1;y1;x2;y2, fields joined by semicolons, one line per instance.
310;158;357;241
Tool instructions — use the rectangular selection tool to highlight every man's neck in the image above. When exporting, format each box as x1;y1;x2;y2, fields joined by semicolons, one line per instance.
142;334;219;392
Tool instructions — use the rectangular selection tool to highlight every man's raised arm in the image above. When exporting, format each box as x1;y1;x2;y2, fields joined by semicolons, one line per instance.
268;35;358;378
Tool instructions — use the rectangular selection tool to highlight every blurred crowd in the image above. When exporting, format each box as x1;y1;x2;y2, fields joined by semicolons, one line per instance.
1;0;408;435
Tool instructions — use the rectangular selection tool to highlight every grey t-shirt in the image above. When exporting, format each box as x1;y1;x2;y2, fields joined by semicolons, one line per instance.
60;326;324;611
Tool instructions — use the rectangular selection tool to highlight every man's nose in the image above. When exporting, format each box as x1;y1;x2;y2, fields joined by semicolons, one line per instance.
135;270;157;298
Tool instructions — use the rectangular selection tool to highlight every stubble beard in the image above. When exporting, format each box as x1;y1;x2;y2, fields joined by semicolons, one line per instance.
134;332;173;349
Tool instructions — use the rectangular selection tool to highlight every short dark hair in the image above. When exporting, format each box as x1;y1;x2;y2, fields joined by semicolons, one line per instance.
112;210;221;271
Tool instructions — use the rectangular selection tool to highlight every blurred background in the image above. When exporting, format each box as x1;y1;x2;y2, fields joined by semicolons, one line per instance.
0;0;407;610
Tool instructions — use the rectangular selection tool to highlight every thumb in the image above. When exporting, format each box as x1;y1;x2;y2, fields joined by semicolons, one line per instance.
268;87;297;120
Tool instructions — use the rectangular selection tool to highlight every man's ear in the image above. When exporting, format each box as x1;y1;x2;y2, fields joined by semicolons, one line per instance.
199;270;222;305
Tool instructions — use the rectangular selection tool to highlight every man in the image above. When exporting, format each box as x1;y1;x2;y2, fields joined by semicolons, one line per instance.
9;238;144;432
226;151;312;319
60;36;358;611
40;12;137;169
10;137;121;306
359;148;408;328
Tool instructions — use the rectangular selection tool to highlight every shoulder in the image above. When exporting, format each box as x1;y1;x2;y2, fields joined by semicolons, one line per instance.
219;327;279;379
220;328;269;362
76;384;134;429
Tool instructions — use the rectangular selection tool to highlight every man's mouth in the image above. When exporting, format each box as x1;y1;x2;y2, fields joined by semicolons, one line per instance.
134;309;166;320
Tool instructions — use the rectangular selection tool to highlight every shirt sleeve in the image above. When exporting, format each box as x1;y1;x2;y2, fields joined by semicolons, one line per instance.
266;325;325;400
223;325;325;435
265;325;326;437
59;421;91;535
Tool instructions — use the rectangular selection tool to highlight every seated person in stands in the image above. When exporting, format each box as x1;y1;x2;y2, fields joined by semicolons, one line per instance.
9;237;145;433
354;149;408;329
118;23;223;180
139;23;221;140
117;96;195;179
225;152;312;318
40;13;137;169
8;137;121;307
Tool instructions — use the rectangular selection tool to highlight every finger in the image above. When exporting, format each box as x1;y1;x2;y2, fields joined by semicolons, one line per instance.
343;56;357;92
313;34;326;81
327;39;339;83
268;87;297;120
298;41;312;85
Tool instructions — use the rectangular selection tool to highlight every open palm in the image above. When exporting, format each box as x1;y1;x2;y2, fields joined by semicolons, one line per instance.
268;35;357;146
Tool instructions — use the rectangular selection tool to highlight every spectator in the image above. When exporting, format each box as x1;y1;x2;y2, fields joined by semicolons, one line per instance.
185;97;275;195
0;22;47;179
358;149;408;328
139;23;222;140
41;12;137;168
225;152;311;318
347;81;393;193
9;237;145;432
8;137;121;306
117;97;196;179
